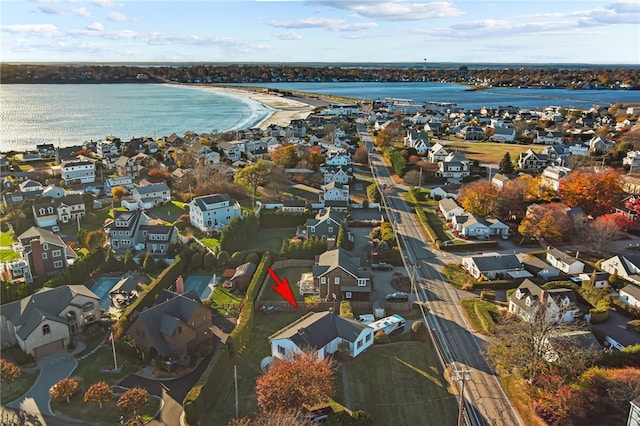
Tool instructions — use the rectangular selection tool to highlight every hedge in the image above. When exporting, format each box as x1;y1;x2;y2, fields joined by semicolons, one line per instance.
260;211;314;228
44;246;105;288
183;349;230;425
112;256;183;340
226;251;272;356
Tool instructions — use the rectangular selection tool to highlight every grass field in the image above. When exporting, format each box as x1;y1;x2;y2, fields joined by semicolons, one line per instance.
437;140;537;164
0;250;21;261
245;227;294;252
0;231;14;246
259;266;312;302
200;237;220;250
0;370;39;405
344;342;457;425
207;287;243;316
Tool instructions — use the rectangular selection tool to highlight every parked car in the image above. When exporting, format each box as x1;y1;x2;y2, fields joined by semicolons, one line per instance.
371;262;393;271
386;292;409;302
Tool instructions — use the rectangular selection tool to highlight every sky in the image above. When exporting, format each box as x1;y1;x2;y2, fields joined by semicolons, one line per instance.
1;0;639;64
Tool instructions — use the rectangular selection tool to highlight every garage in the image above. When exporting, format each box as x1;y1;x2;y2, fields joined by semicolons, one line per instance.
33;339;64;359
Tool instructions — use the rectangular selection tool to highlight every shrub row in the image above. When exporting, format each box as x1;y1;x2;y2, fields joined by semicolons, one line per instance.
260;211;314;228
436;240;499;252
220;214;259;254
340;300;354;319
281;237;327;259
414;207;438;242
183;349;230;425
474;299;497;335
112;256;183;340
226;251;272;356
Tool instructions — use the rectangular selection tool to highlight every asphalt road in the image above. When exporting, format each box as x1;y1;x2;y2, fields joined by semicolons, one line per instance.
359;124;522;426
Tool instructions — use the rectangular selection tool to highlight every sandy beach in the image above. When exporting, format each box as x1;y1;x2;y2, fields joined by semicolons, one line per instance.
202;86;320;130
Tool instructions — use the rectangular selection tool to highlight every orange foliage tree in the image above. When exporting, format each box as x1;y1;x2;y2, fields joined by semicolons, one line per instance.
457;180;499;217
116;387;149;416
0;359;22;386
255;351;335;413
518;202;573;243
49;378;80;403
270;145;299;169
559;168;625;217
83;381;113;408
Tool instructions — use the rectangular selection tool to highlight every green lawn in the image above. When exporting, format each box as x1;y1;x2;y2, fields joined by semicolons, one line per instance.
0;250;21;261
200;237;220;250
344;343;457;426
438;140;536;164
245;227;295;252
0;231;14;246
71;343;140;386
0;370;39;405
203;311;306;426
259;266;311;302
207;287;243;316
62;207;112;235
149;202;187;222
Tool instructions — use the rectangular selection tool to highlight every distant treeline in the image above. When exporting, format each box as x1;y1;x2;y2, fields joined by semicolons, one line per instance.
1;63;638;90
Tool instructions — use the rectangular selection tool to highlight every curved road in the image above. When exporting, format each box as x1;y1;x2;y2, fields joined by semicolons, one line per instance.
360;124;522;426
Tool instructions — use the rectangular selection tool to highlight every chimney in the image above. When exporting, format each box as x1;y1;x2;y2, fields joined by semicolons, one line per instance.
176;275;184;295
326;238;336;250
540;289;548;305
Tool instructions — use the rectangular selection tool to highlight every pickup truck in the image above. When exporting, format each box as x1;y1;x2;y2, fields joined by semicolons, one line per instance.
371;262;393;271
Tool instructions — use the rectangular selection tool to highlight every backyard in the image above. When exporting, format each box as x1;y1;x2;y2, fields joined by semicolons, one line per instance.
437;140;535;164
259;266;312;302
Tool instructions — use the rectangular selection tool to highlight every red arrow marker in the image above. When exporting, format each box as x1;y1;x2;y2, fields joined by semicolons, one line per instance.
267;268;298;308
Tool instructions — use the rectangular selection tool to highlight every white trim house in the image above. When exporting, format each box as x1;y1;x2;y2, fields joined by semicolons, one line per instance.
189;194;241;234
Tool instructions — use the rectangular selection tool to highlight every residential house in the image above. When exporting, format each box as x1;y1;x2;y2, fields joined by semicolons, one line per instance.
571;272;610;289
517;149;548;172
456;126;484;140
0;285;100;359
17;227;77;281
320;182;349;211
61;160;95;185
323;165;352;185
115;156;138;178
189;194;241;234
36;143;56;159
305;207;345;239
589;135;615;154
96;140;118;158
32;203;58;228
541;144;571;165
430;184;460;200
19;179;44;193
428;143;449;163
461;253;530;280
127;290;213;360
630;398;640;426
546;248;585;275
138;224;178;255
218;141;245;162
54;194;86;225
106;210;149;252
105;176;135;195
623;151;640;170
439;198;464;221
281;198;306;214
491;173;510;190
600;254;640;286
489;127;516;143
324;153;351;167
535;130;563;145
404;130;430;153
508;279;580;323
313;248;371;301
437;151;471;179
592;310;640;351
452;214;509;239
229;262;257;291
619;285;640;309
269;311;374;360
198;147;221;166
540;165;571;192
130;182;171;210
41;185;66;199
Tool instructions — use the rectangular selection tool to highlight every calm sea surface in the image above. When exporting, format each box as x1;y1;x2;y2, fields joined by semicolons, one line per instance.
2;82;638;151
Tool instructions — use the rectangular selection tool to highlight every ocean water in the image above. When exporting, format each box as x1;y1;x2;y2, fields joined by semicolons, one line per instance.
0;83;273;151
2;81;638;151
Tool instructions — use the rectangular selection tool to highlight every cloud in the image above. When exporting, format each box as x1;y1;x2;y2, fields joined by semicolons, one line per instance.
1;24;61;37
311;0;464;21
273;31;303;40
86;22;104;32
106;11;133;22
39;6;92;18
92;0;115;6
269;17;377;32
578;1;640;26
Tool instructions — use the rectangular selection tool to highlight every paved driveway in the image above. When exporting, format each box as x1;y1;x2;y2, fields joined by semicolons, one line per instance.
6;357;77;417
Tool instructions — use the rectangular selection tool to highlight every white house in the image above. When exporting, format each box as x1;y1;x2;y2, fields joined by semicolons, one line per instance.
490;127;516;143
428;143;449;163
439;198;464;221
508;279;580;323
61;160;96;185
461;253;529;280
130;182;171;210
404;130;430;154
269;311;374;360
600;255;640;286
491;173;510;190
619;285;640;309
546;248;585;275
218;141;245;162
324;153;351;167
19;180;44;193
189;193;241;234
105;176;135;195
0;285;100;359
323;165;352;185
96;140;119;158
430;186;459;200
41;185;66;199
535;130;563;145
321;182;349;203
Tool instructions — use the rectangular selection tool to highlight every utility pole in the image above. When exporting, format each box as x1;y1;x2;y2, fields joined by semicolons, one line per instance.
234;365;239;418
452;366;472;426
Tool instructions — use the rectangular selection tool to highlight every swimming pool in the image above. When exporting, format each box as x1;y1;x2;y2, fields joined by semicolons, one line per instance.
183;275;217;300
90;277;120;310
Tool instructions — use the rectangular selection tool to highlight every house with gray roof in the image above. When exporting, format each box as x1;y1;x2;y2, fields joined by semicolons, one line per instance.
16;227;77;282
600;254;640;286
269;311;374;360
105;210;177;254
0;285;100;358
452;213;509;239
461;253;530;280
189;193;241;234
127;290;212;360
130;182;171;210
305;207;346;239
508;279;580;323
313;248;371;301
439;198;464;221
489;126;515;143
546;247;585;275
619;284;640;309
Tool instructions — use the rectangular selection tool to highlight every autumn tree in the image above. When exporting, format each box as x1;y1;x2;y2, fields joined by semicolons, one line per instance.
0;359;22;387
111;185;127;201
307;150;324;172
83;381;113;408
375;120;404;149
498;152;514;174
256;351;335;413
581;212;631;251
494;176;532;221
559;168;625;217
147;168;172;182
353;146;369;165
85;229;107;250
270;145;299;169
116;387;149;416
457;180;499;217
49;377;80;403
518;203;573;243
234;160;273;207
230;411;316;426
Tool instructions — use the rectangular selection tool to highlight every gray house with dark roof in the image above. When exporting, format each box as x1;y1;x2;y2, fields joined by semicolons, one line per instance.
17;226;77;282
127;290;212;360
313;248;371;301
269;311;374;360
305;207;345;239
0;285;100;359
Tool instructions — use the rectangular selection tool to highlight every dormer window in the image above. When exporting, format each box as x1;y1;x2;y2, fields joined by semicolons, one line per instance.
516;289;524;299
525;296;532;307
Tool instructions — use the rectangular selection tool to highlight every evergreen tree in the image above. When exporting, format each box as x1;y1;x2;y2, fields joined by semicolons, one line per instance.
203;252;216;270
499;152;514;174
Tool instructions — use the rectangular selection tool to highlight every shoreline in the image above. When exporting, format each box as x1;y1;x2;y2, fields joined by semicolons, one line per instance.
165;83;319;130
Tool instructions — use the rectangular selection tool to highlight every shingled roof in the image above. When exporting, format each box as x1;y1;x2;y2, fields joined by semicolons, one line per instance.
269;311;368;349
